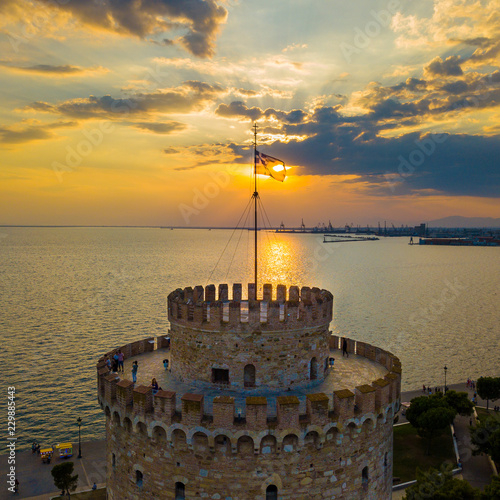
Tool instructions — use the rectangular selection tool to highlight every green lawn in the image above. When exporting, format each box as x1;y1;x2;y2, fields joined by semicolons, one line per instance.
476;407;500;423
393;423;455;484
52;489;106;500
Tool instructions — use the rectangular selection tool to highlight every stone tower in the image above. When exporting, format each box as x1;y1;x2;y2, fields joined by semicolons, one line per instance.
97;283;401;499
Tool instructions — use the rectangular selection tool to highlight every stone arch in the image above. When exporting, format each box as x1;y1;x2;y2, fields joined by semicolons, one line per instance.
172;428;188;451
304;430;320;449
244;364;256;388
137;421;148;437
149;421;168;439
192;431;209;453
325;425;340;443
175;481;185;499
266;485;278;500
237;435;254;455
260;435;277;455
377;411;385;425
214;434;231;455
261;473;283;493
112;411;120;426
132;463;144;489
361;417;375;433
152;425;167;443
310;357;318;380
104;406;111;417
123;417;132;433
346;421;358;440
282;434;299;452
362;465;369;491
166;424;189;444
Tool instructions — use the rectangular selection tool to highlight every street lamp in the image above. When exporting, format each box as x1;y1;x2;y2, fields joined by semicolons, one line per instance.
77;417;82;458
444;366;448;393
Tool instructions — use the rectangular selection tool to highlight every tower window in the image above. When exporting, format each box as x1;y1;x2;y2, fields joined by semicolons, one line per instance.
266;485;278;500
244;364;256;388
362;466;369;490
175;482;185;499
112;453;116;468
212;368;229;384
136;470;143;488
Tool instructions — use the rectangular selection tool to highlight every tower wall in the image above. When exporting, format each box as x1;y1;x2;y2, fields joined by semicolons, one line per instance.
98;335;401;500
167;284;334;389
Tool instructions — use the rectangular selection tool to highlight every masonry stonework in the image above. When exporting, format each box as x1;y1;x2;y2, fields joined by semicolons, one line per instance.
97;283;401;499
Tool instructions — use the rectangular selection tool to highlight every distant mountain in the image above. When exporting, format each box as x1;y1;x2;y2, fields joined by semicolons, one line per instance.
426;216;500;228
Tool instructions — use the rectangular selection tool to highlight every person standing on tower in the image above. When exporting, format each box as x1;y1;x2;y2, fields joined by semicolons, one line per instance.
342;338;349;358
132;361;138;383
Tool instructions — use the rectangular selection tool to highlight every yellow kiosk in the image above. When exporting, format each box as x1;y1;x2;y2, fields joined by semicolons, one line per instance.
40;447;53;464
55;443;73;459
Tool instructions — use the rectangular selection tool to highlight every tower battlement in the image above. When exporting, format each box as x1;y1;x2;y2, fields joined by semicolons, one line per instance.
100;283;401;499
167;283;333;331
97;336;401;430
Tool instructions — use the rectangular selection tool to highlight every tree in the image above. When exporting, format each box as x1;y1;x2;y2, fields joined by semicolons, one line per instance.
403;464;481;500
444;390;474;416
51;462;78;497
476;377;500;410
471;417;500;463
482;474;500;499
405;394;457;454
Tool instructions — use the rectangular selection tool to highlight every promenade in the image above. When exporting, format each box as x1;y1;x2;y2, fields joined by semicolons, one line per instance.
1;382;496;500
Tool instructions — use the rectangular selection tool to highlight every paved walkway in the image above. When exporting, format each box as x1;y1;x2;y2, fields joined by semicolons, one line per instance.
2;383;495;499
1;440;106;500
123;348;388;415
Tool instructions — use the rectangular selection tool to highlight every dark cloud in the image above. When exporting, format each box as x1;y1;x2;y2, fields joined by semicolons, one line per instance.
34;0;227;58
424;55;463;77
215;101;263;121
0;63;84;75
215;101;308;124
132;121;186;134
440;80;469;94
0;121;76;144
25;81;224;119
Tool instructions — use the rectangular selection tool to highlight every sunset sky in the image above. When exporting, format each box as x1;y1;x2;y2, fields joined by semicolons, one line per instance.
1;0;499;227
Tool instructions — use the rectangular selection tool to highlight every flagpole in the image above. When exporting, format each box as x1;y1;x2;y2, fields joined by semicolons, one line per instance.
253;123;258;289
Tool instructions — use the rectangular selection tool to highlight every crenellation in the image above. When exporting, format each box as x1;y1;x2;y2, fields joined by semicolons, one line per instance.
181;393;204;426
276;284;286;301
133;385;153;414
104;373;119;402
372;378;391;409
334;389;355;420
355;385;377;413
116;379;134;409
277;396;300;429
213;396;235;427
246;397;267;430
154;390;176;423
193;285;204;303
183;286;193;302
205;284;216;302
233;283;242;301
248;283;256;300
306;393;330;426
263;283;272;301
218;283;228;301
289;285;299;302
